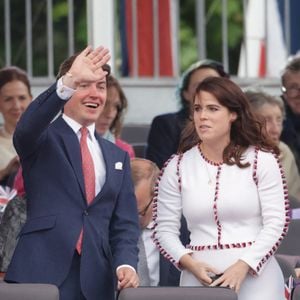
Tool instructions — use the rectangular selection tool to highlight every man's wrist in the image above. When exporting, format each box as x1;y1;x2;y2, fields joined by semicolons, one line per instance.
56;77;75;100
116;264;136;273
62;72;77;90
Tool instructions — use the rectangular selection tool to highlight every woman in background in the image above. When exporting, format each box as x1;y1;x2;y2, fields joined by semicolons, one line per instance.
96;75;135;158
246;90;300;201
0;66;32;186
152;77;289;299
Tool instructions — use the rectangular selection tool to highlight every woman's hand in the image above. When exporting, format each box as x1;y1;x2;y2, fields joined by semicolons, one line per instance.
210;259;250;293
179;253;221;286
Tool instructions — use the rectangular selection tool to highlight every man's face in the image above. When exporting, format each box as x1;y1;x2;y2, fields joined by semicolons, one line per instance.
282;71;300;115
64;77;107;126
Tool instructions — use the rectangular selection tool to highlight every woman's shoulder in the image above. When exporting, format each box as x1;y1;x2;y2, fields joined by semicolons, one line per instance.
239;146;279;170
250;146;282;172
172;145;199;166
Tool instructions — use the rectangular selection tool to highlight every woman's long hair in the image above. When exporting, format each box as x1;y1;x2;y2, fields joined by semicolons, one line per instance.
106;75;128;138
179;77;279;168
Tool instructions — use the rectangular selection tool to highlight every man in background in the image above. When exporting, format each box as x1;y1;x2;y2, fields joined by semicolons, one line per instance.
281;56;300;171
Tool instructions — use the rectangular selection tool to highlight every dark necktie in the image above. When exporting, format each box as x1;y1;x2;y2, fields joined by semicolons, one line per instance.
76;127;96;254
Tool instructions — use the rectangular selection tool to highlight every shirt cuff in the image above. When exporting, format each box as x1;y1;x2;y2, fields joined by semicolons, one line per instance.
116;264;136;273
56;77;75;100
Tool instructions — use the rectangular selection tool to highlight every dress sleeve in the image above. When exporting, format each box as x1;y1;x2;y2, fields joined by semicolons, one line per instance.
152;154;192;269
240;150;290;275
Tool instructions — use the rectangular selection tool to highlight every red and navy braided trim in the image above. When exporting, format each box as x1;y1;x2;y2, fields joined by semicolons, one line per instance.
187;241;254;251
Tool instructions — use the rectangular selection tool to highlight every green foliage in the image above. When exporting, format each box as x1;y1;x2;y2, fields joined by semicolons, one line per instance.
179;0;244;74
179;26;198;72
0;0;87;76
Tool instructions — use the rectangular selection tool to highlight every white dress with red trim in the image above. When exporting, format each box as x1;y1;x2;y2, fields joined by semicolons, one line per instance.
152;145;289;300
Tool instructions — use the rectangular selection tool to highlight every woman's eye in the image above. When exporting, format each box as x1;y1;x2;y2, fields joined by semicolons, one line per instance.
209;107;218;112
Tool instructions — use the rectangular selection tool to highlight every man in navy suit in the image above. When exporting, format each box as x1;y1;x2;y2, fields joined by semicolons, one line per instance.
5;46;140;300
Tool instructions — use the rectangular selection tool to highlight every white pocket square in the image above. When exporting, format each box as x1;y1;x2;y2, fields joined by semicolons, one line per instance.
115;162;123;170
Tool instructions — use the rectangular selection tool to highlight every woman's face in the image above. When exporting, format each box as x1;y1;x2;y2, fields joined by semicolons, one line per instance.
193;90;237;146
95;86;121;135
0;80;32;128
259;103;283;144
183;68;220;104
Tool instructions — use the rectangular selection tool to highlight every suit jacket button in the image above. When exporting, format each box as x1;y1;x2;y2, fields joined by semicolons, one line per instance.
83;210;89;216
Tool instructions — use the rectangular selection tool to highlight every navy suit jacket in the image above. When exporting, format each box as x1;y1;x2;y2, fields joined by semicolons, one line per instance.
5;84;140;300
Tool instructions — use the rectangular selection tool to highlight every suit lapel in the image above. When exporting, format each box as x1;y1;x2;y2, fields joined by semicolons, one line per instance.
53;117;86;200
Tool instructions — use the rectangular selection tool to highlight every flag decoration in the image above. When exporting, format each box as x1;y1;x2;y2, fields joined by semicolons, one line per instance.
119;0;177;77
238;0;287;78
0;186;17;214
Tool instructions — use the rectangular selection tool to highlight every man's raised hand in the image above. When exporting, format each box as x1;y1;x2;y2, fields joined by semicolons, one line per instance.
62;46;111;89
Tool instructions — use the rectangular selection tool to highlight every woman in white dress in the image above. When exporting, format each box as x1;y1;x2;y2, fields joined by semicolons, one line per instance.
152;77;289;300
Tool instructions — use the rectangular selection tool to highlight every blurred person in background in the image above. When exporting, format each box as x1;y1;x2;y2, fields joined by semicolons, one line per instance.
130;158;160;286
246;90;300;202
96;75;135;158
0;67;32;186
281;57;300;171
